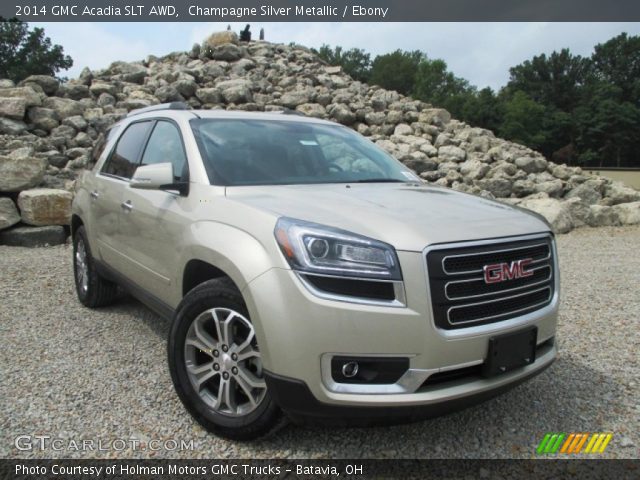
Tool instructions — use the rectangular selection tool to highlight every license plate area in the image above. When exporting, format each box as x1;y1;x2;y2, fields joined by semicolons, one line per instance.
482;326;537;377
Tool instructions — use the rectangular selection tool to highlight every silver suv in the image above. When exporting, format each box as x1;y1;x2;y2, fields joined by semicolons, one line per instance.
72;103;559;440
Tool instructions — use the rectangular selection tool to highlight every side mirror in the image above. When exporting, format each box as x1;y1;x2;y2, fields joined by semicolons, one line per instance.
131;162;189;195
131;163;174;190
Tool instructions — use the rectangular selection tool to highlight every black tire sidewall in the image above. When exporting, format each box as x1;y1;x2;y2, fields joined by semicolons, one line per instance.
168;281;280;438
72;226;94;305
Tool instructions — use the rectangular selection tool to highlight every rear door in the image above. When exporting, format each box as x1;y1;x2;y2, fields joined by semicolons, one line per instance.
94;120;153;273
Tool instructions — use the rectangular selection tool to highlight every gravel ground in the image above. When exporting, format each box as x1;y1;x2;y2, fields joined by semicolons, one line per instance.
1;226;639;460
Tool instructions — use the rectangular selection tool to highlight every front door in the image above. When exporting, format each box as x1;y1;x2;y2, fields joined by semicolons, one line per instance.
118;120;190;306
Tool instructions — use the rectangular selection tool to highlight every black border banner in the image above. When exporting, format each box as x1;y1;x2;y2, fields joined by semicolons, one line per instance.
2;459;639;480
3;0;640;22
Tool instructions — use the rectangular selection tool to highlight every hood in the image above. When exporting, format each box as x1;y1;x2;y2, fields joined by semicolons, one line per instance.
225;183;550;251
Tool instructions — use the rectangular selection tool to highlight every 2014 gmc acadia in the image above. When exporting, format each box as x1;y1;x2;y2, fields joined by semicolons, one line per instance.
71;103;559;440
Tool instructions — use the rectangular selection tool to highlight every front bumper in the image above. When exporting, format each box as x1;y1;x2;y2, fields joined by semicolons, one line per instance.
242;245;559;414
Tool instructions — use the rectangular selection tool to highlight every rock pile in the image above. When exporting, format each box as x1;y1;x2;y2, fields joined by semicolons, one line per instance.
0;31;638;245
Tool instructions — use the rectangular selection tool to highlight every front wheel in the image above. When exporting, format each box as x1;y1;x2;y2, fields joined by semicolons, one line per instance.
168;278;282;440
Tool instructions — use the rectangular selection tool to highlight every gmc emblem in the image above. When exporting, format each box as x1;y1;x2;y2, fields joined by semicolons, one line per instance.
483;259;534;284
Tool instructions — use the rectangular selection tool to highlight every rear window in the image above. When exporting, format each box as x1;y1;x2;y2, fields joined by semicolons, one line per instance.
101;121;153;179
90;127;118;169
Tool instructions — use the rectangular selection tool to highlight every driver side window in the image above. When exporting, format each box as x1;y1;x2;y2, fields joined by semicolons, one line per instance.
141;121;188;181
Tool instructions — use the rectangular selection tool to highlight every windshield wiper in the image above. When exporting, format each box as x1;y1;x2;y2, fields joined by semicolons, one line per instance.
352;178;406;183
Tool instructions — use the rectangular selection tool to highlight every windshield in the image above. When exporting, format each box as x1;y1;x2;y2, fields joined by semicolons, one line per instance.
190;118;417;186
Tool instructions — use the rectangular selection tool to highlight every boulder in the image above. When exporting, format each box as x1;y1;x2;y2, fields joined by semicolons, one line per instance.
195;88;222;104
0;117;27;135
0;86;42;107
611;202;640;225
63;115;88;131
364;111;386;126
419;108;451;126
280;90;312;108
0;97;27;119
515;156;548;173
0;154;47;192
203;31;239;49
327;104;355;125
21;75;59;95
28;107;59;131
604;183;640;205
0;197;20;230
89;82;117;96
477;177;513;198
60;83;91;100
17;188;73;226
295;103;326;118
419;143;438;157
459;159;490;180
519;197;574;234
211;44;244;61
394;124;413;136
104;61;147;84
565;183;601;205
43;97;85;119
0;225;67;247
438;145;466;162
216;79;253;104
563;197;590;227
120;90;159;109
173;79;198;98
535;179;564;198
512;179;537;197
154;85;183;103
587;205;620;227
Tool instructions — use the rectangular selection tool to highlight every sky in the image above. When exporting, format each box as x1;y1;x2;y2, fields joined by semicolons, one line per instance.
33;22;640;90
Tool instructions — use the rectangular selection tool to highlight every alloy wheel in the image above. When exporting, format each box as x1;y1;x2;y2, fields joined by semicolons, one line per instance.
184;308;267;416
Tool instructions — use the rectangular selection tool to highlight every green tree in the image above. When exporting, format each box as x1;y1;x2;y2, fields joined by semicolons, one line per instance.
413;58;471;106
369;50;424;95
498;91;549;150
315;44;371;82
506;49;592;113
458;87;503;132
591;32;640;103
574;82;640;167
0;18;73;82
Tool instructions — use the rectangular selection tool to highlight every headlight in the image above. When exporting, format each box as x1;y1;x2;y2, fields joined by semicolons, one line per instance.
274;217;402;280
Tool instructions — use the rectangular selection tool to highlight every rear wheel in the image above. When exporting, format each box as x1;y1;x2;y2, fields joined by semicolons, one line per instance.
168;278;282;440
73;226;118;308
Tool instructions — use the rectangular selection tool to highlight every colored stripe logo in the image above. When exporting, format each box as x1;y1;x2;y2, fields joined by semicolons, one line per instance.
536;433;613;454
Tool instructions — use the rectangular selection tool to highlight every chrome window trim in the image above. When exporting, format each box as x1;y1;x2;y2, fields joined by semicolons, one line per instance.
441;241;551;275
444;264;553;301
295;272;407;308
423;232;560;339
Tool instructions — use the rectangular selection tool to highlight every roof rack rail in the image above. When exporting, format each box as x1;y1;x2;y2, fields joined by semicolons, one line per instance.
278;108;306;116
127;101;190;117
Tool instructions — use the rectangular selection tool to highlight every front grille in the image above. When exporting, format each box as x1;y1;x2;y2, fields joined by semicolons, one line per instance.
426;236;555;329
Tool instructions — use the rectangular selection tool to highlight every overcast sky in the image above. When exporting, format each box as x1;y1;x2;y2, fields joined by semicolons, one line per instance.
33;22;640;90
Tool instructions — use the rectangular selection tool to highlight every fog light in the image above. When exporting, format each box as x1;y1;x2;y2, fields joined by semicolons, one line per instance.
341;361;359;378
331;356;409;384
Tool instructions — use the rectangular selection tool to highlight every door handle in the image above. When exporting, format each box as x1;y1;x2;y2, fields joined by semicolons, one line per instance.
121;200;133;212
90;191;99;200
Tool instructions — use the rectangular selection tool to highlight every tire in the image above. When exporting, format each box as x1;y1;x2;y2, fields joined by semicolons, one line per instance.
168;278;282;440
73;225;118;308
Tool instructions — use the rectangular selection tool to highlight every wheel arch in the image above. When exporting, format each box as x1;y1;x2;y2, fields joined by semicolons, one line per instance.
71;214;84;237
